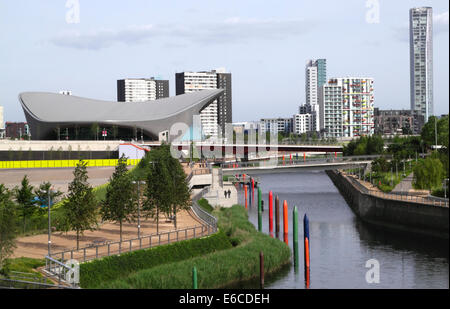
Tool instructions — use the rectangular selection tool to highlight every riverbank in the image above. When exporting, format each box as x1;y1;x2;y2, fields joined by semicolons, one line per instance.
95;205;291;289
326;170;449;239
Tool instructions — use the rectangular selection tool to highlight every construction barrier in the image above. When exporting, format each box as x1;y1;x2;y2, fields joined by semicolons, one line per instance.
0;159;140;169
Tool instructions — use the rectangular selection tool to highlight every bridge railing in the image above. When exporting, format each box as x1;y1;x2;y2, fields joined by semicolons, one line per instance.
221;154;389;169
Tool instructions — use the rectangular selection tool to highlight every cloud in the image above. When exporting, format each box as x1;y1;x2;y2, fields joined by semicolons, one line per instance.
49;18;316;50
392;11;449;43
434;11;449;34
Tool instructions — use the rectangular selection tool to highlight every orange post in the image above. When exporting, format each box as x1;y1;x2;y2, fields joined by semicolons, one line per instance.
303;152;306;162
282;155;285;165
290;154;292;164
305;237;310;268
244;185;248;209
283;200;288;245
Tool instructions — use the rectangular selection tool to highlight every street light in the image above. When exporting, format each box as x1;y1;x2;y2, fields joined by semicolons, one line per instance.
40;187;54;257
132;180;146;239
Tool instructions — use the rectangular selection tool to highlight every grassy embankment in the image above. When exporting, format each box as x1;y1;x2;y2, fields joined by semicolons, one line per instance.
81;202;291;289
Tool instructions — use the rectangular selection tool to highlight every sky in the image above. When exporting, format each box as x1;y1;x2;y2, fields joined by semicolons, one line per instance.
0;0;448;123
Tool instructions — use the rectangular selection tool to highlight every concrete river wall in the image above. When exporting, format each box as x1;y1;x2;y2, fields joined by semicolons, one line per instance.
326;170;449;239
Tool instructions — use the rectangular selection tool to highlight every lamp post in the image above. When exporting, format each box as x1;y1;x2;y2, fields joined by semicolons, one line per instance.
132;180;146;239
41;187;54;257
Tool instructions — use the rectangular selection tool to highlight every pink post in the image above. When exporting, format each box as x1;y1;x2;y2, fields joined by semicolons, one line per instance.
269;191;273;236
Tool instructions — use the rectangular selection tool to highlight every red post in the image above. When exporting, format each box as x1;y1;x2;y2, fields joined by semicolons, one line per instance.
243;174;246;183
244;185;248;209
335;152;337;158
251;178;255;194
303;152;306;162
269;191;273;236
290;153;292;164
283;200;288;245
282;155;285;165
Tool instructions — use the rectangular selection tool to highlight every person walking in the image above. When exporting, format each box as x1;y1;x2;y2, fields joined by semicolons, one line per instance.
227;189;231;199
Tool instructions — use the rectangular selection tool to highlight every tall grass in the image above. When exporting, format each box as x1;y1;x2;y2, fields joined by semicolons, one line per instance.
80;231;232;288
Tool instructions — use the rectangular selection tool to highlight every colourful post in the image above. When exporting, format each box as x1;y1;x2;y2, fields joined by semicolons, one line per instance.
244;185;248;209
293;206;299;271
269;191;273;236
283;200;288;245
258;187;262;232
303;152;306;162
275;196;280;238
303;214;310;280
335;152;337;159
290;154;292;164
243;174;246;183
282;155;285;165
192;266;198;289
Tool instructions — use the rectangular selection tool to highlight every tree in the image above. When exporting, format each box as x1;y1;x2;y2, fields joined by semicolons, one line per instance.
90;123;99;141
0;185;17;273
64;160;98;249
15;176;36;234
101;155;136;241
413;157;445;190
165;147;191;229
34;182;62;216
143;144;174;232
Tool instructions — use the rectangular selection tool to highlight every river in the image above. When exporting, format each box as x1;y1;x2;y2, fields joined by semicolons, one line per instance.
235;171;449;289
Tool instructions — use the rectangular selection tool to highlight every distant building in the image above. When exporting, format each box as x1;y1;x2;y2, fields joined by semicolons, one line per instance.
260;118;293;135
293;113;314;134
232;122;259;135
304;59;326;132
410;7;433;123
176;69;232;137
319;77;375;138
5;122;30;139
374;108;424;135
0;106;4;138
117;78;169;102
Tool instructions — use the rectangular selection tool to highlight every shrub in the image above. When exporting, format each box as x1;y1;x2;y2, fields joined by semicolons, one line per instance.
80;231;232;288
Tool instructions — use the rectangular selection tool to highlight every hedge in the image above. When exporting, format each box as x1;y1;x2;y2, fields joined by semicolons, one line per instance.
80;231;232;288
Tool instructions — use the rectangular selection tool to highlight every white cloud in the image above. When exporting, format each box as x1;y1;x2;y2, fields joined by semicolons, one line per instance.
49;18;316;50
434;11;449;34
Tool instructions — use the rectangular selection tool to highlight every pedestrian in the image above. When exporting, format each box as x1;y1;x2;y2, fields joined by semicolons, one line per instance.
224;190;227;198
227;189;231;198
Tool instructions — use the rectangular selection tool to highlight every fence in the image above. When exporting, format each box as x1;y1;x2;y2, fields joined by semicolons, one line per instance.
50;224;214;264
0;270;72;289
344;173;449;208
0;158;141;169
191;187;218;229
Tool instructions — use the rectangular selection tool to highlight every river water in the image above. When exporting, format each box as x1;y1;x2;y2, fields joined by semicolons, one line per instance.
236;171;449;289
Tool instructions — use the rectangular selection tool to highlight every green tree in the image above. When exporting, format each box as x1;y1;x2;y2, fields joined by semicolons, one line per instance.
0;185;17;273
413;156;445;190
64;160;98;249
34;182;62;215
165;148;191;229
90;123;99;141
15;176;36;234
101;156;136;241
143;144;174;232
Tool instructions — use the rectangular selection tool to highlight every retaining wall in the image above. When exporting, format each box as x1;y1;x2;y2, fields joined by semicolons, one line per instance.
326;170;449;239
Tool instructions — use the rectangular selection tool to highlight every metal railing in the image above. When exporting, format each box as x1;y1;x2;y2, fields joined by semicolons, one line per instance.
44;256;78;288
221;154;386;169
0;271;71;289
344;173;449;207
51;224;213;264
191;188;218;231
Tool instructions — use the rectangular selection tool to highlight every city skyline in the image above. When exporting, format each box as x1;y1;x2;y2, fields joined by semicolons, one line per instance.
0;1;448;123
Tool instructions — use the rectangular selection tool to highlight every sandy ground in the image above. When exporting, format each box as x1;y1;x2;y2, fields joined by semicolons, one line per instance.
0;166;116;195
12;209;205;260
6;163;211;261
